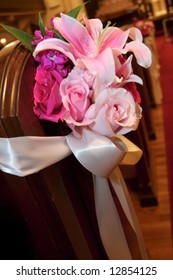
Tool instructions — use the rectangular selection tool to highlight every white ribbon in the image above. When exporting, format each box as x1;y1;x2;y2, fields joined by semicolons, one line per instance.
0;128;147;259
66;129;128;177
94;173;132;259
0;136;71;176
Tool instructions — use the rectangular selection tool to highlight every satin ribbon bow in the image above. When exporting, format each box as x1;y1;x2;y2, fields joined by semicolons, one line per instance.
0;128;147;259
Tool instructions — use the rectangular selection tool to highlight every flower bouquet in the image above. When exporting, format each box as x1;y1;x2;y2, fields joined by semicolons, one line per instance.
0;4;151;259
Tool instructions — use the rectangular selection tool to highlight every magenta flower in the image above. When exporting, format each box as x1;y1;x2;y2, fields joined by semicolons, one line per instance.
31;27;55;46
33;65;66;122
35;49;72;78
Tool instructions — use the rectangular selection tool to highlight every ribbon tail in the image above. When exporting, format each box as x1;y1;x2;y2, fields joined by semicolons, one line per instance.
94;167;148;260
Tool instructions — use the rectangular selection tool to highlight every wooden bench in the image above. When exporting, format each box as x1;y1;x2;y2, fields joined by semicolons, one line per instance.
0;41;107;259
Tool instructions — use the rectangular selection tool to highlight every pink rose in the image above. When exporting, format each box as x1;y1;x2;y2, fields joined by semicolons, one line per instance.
69;67;95;89
33;65;65;122
85;88;142;137
60;73;93;127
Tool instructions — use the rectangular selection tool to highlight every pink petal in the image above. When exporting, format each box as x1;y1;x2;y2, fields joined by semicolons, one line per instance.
122;41;152;68
33;38;77;64
84;16;103;41
100;27;129;51
128;27;143;42
77;48;115;85
122;74;143;85
116;55;133;79
53;13;96;57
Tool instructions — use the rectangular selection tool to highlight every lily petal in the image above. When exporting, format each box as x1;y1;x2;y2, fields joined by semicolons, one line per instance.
116;55;133;79
53;13;96;57
122;41;152;68
120;74;143;86
128;27;143;42
77;48;115;85
100;28;129;51
84;16;103;41
33;38;77;64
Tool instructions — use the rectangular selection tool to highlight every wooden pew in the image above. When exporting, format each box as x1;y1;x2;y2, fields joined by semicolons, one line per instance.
0;41;107;260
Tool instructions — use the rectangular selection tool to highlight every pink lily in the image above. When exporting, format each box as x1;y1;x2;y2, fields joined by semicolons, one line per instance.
76;47;115;86
52;13;151;68
77;49;143;94
34;13;151;71
112;54;143;87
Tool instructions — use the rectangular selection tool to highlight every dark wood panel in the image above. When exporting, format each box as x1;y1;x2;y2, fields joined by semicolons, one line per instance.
0;41;107;259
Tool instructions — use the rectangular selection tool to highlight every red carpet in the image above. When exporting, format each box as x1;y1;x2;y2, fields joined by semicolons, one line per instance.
156;35;173;227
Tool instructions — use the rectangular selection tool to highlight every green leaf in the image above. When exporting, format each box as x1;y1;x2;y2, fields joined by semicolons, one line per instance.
0;24;34;52
54;31;65;40
67;1;90;19
38;13;46;37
